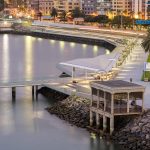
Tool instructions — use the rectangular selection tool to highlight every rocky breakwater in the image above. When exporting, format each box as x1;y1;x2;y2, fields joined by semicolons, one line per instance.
46;95;90;128
113;110;150;150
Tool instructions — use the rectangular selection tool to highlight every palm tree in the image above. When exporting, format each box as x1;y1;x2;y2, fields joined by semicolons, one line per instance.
38;11;42;21
71;7;84;19
59;10;67;22
142;29;150;53
129;11;135;29
51;7;58;22
138;11;142;19
117;10;123;28
0;0;4;12
123;9;128;16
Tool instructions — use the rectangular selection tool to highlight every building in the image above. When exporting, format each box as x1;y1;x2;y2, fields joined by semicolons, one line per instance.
90;80;145;134
111;0;132;16
132;0;147;19
145;0;150;19
54;0;81;13
39;0;54;15
96;0;112;15
81;0;97;15
27;0;39;13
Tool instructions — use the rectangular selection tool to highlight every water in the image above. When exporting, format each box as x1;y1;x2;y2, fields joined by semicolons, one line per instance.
0;34;121;150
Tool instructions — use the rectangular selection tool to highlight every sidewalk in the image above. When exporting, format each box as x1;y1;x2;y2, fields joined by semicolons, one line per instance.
116;39;150;108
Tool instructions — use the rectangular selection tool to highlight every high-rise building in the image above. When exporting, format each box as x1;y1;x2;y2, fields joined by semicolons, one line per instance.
81;0;97;15
96;0;112;15
54;0;81;13
39;0;54;15
111;0;132;16
145;0;150;19
132;0;146;19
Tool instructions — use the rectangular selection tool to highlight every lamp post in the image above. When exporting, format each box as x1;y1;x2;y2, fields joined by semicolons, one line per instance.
121;11;123;29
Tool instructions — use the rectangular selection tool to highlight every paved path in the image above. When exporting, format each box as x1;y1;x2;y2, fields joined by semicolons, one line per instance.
116;39;150;108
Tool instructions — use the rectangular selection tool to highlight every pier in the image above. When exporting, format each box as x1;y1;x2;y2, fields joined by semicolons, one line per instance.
0;79;53;100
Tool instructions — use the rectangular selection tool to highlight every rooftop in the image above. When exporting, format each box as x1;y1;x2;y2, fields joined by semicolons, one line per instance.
91;80;145;90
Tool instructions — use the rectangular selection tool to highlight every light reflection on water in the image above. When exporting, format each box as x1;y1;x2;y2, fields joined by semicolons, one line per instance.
0;34;121;150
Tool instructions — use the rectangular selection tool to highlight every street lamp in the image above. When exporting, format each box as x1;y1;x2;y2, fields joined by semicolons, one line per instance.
120;11;123;29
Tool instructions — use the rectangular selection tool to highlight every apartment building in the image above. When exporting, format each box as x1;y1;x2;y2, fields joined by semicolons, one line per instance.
145;0;150;19
132;0;146;19
54;0;81;13
39;0;54;15
111;0;132;15
81;0;97;15
96;0;112;15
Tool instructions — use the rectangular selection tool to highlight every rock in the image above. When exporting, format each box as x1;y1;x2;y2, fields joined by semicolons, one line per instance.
46;95;90;129
113;109;150;150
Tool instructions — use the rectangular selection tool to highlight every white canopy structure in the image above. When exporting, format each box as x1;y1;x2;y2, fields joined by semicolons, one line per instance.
57;51;121;77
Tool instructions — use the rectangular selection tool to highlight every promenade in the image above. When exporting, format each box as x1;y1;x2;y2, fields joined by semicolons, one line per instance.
116;39;150;108
1;21;149;108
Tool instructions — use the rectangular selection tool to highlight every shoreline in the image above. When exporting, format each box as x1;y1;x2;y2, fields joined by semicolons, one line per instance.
40;87;150;150
0;29;115;51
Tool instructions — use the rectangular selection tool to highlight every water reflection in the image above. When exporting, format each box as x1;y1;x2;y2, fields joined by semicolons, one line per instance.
2;34;9;81
25;36;33;80
0;35;118;150
90;135;118;150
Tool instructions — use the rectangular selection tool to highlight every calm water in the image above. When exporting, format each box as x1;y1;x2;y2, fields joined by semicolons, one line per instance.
0;34;121;150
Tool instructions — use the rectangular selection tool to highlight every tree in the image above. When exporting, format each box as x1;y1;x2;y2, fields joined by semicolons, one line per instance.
142;29;150;53
116;10;123;28
37;11;42;21
59;10;67;22
123;9;128;16
129;11;135;28
0;0;4;11
111;15;132;28
71;7;84;19
95;15;109;24
51;7;58;22
138;11;142;19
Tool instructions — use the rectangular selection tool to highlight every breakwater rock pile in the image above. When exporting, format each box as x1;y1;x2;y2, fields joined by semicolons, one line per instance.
46;95;90;128
38;87;68;101
113;110;150;150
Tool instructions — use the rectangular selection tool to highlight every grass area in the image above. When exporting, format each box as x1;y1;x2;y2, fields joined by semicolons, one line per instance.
142;54;150;81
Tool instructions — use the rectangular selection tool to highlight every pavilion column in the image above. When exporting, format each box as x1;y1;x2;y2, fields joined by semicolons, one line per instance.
85;70;88;80
96;113;100;129
103;115;107;131
97;90;100;109
111;94;114;114
35;85;38;99
72;67;75;80
142;92;144;112
104;91;106;111
12;87;16;100
127;92;130;113
91;88;93;106
110;116;114;135
32;86;34;97
90;111;93;126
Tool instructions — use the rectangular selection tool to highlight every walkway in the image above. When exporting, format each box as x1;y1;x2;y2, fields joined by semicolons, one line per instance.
116;39;150;108
116;39;147;81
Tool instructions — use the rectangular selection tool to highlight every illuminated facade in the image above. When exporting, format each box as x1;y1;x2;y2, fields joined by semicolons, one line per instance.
145;0;150;19
96;0;112;15
132;0;146;19
39;0;54;15
54;0;81;13
111;0;132;16
81;0;97;15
